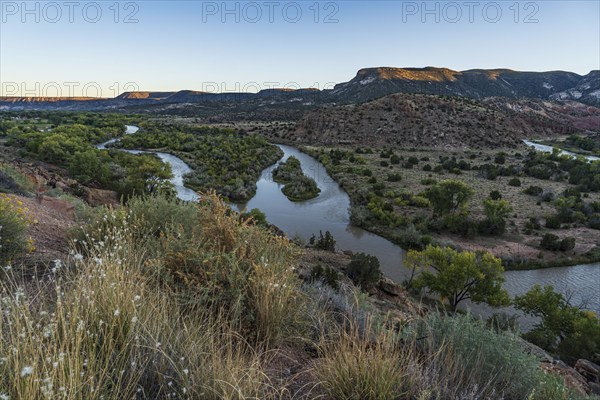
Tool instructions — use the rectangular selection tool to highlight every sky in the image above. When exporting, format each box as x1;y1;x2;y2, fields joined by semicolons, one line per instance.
0;0;599;97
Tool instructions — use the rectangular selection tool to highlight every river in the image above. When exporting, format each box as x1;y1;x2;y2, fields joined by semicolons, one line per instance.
97;125;199;202
99;129;599;322
523;140;600;162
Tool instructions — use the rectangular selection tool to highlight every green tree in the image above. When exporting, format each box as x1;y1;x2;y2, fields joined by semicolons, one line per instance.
313;230;336;251
425;180;474;217
68;150;110;184
480;199;513;235
241;208;268;227
346;253;381;290
407;245;510;310
515;285;600;364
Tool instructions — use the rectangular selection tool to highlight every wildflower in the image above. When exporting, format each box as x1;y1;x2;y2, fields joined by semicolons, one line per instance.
113;309;120;317
20;366;33;377
0;393;9;400
73;253;83;262
131;316;138;324
133;295;141;301
51;259;62;274
183;368;189;375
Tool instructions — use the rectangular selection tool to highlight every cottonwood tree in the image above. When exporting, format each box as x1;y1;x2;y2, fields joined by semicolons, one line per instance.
480;199;513;235
406;245;510;310
425;179;474;217
515;285;600;364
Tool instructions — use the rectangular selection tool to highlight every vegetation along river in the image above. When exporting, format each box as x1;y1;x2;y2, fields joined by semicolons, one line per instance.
101;129;599;320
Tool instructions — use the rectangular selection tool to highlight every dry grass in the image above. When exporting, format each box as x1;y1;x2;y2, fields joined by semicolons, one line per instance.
0;194;298;399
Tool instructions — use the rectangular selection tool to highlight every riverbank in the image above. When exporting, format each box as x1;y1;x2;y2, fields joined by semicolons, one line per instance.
300;144;600;271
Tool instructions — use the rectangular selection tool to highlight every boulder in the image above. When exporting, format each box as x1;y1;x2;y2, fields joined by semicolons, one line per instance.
85;188;120;207
37;195;75;219
575;359;600;384
541;361;590;396
379;277;403;297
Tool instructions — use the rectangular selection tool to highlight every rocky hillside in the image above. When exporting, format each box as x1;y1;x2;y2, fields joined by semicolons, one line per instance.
483;98;600;133
332;67;599;105
289;93;589;149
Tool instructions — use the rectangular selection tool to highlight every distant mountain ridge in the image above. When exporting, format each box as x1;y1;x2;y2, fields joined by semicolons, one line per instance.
1;67;599;111
331;67;591;104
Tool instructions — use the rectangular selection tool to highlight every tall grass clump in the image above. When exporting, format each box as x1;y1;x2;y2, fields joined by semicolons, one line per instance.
1;220;273;398
157;193;306;345
0;193;33;264
315;317;409;400
73;192;307;345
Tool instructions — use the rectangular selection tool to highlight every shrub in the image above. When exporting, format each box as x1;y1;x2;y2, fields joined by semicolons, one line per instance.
311;264;340;291
346;253;381;290
0;194;33;264
509;177;522;187
489;190;502;200
409;195;431;208
241;208;268;227
525;217;541;230
559;237;576;251
404;312;544;399
541;233;561;250
539;234;574;251
422;164;432;172
386;173;401;182
311;230;336;252
545;215;562;229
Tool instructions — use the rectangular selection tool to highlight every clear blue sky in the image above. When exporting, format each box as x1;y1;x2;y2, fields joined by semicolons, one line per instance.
1;1;599;96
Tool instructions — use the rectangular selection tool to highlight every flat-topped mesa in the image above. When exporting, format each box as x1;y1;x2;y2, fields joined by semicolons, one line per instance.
0;96;103;103
355;67;461;82
116;92;176;100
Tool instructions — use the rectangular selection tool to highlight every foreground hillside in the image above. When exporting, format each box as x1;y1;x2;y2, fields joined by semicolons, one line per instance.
0;189;597;399
288;93;588;148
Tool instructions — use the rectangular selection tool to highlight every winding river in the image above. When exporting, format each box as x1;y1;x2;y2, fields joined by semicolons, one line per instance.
100;129;599;322
98;126;199;201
